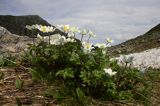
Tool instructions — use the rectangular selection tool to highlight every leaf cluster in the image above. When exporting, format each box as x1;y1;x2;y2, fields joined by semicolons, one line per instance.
23;36;151;105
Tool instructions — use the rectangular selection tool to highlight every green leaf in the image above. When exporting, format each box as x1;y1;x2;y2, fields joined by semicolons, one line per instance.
0;72;4;81
70;52;80;62
15;78;24;90
0;56;5;67
80;71;91;85
29;68;42;81
16;97;22;106
51;54;58;60
56;68;74;79
76;87;87;105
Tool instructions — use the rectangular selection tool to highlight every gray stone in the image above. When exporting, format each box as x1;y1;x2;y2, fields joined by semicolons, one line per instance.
0;26;33;57
0;26;11;36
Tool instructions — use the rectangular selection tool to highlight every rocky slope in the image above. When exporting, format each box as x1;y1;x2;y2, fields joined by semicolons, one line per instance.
108;24;160;57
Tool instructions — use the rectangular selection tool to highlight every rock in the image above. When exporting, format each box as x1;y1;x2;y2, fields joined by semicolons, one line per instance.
0;26;33;57
0;26;11;36
114;47;160;69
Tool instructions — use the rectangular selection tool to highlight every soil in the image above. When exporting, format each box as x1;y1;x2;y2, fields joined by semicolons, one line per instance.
1;66;160;106
0;67;57;106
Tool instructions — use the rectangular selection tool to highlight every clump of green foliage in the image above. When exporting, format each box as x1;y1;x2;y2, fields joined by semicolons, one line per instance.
22;24;151;105
0;55;16;67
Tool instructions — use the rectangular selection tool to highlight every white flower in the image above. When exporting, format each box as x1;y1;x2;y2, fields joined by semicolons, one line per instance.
25;25;33;30
49;34;75;45
50;39;60;45
48;26;56;32
37;33;43;40
104;68;117;76
63;25;70;32
88;30;96;37
57;24;70;33
50;34;63;45
95;43;107;49
81;29;88;35
58;36;67;44
82;42;94;53
67;32;75;38
66;38;76;43
34;24;40;29
50;34;61;40
69;26;79;33
37;25;56;33
138;66;147;73
39;26;47;32
106;37;114;43
26;25;55;33
102;50;106;54
42;34;64;45
43;36;49;42
26;25;38;30
57;24;63;28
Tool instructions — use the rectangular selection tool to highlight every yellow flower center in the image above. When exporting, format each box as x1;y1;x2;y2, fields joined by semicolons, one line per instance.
63;25;69;32
42;26;47;32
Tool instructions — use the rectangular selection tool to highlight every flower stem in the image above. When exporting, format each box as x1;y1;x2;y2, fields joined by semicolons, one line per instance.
66;33;68;37
43;36;44;41
32;31;35;45
74;32;76;38
81;34;84;42
32;37;34;45
49;34;50;45
106;42;109;46
87;35;91;43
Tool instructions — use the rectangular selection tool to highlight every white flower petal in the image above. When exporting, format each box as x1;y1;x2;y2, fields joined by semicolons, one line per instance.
104;68;117;76
106;37;114;43
95;43;107;49
68;32;74;38
81;29;88;35
82;42;94;53
88;30;96;37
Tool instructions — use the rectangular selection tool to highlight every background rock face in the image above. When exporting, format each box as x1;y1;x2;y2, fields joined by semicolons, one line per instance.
0;15;65;37
0;26;32;56
108;24;160;57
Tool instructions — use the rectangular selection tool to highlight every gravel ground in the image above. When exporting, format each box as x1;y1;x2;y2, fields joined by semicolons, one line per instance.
114;47;160;70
